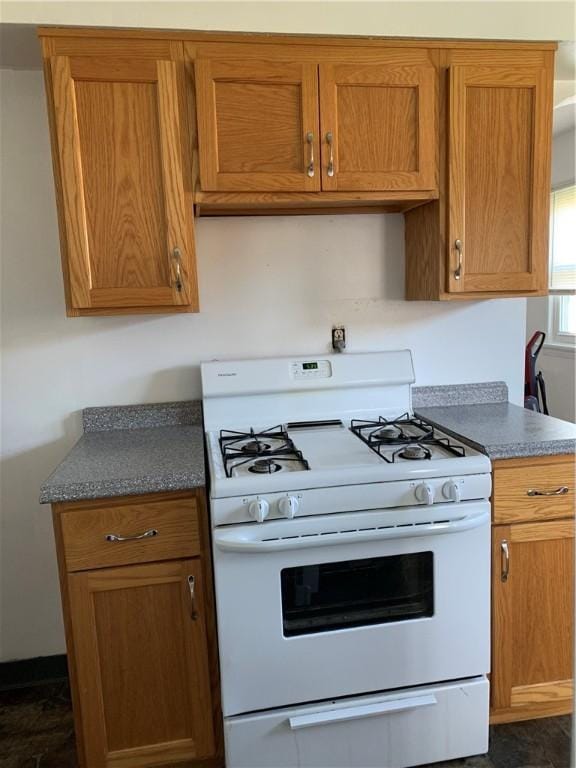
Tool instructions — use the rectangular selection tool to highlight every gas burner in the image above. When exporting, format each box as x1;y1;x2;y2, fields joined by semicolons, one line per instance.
397;444;431;461
248;458;282;474
350;413;434;446
373;424;403;441
219;425;311;478
350;414;467;464
242;441;271;455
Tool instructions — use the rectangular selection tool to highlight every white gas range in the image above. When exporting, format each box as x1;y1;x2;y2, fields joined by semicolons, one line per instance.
202;351;491;768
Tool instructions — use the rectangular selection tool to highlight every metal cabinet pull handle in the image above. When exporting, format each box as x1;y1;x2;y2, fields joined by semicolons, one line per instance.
527;486;569;497
454;239;463;280
187;575;198;620
326;131;335;177
173;247;183;292
306;132;314;177
501;540;509;582
105;529;158;543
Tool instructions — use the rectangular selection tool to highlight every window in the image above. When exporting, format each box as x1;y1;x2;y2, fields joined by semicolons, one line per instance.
549;186;576;347
281;552;434;637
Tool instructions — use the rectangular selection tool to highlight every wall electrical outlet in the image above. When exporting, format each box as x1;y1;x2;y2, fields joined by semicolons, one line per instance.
332;326;346;353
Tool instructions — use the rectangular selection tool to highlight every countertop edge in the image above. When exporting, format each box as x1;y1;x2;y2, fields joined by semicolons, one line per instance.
40;472;206;505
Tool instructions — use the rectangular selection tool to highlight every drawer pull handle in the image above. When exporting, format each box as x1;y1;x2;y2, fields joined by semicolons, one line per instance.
289;694;437;730
188;575;198;620
173;247;183;292
527;486;569;497
501;539;509;582
326;131;335;177
454;239;463;280
306;131;315;177
105;529;158;543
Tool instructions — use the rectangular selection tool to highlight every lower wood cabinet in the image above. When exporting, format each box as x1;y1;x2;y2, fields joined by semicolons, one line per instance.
52;491;222;768
490;456;574;724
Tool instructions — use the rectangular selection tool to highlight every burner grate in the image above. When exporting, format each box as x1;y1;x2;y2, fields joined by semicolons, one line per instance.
350;414;466;463
219;425;310;478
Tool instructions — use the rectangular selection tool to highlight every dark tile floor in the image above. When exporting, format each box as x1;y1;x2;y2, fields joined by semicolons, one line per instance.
0;681;571;768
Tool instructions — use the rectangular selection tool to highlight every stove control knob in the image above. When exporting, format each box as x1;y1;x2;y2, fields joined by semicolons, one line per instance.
278;496;300;519
248;498;270;523
442;481;461;503
415;483;434;506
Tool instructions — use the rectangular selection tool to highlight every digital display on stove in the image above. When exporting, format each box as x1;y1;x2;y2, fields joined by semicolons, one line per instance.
302;362;318;370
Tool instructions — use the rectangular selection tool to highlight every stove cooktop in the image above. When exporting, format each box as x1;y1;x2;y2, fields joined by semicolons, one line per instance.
208;414;486;497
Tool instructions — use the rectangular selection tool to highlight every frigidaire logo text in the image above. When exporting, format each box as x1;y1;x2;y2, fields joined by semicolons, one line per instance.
217;372;238;377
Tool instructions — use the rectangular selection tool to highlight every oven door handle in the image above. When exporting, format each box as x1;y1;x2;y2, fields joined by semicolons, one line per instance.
213;510;490;553
288;693;437;730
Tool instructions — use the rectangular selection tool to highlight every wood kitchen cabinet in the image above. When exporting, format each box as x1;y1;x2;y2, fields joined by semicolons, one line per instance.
318;61;436;192
490;455;575;724
40;37;198;316
406;50;554;300
195;58;321;192
194;50;436;195
51;490;222;768
39;28;557;311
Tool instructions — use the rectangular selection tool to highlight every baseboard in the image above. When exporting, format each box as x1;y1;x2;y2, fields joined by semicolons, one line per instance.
0;654;68;691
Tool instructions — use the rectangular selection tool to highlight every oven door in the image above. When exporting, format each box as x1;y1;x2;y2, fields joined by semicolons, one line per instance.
212;501;490;717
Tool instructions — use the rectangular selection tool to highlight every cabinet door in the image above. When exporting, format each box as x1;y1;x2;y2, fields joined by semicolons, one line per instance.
49;54;197;311
68;559;215;767
195;58;320;192
491;521;574;720
319;62;436;191
447;66;552;294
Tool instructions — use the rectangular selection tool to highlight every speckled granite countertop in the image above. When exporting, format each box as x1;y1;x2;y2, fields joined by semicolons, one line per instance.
40;385;576;503
40;402;205;504
416;402;576;460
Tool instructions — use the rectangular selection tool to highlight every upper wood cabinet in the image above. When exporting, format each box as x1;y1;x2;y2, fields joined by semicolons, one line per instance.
446;65;551;294
194;51;437;195
40;30;556;313
406;50;554;300
195;58;321;192
319;63;436;191
41;38;199;316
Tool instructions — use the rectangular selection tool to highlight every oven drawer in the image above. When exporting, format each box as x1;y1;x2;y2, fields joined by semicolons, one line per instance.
493;458;574;524
225;677;489;768
60;497;200;571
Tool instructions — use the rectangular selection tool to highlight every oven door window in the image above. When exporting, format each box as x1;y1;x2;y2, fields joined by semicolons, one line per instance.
281;552;434;637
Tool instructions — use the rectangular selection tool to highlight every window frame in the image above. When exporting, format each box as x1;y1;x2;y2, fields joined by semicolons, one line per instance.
547;183;576;351
549;294;576;349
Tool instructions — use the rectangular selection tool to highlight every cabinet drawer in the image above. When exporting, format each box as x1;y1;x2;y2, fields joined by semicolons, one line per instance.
60;498;200;571
493;459;575;524
225;678;488;768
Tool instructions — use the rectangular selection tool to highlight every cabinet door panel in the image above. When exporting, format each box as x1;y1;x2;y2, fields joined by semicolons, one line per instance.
69;560;214;767
319;62;436;191
491;522;574;716
195;58;320;191
448;66;552;294
50;54;196;310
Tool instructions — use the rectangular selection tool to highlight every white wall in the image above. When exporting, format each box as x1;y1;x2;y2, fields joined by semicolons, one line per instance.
1;1;572;40
526;126;576;422
1;68;528;661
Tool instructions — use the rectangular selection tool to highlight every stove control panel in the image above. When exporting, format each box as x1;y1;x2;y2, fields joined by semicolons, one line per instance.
442;480;462;503
213;476;490;527
415;482;434;505
277;495;300;519
290;360;332;380
248;498;270;522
